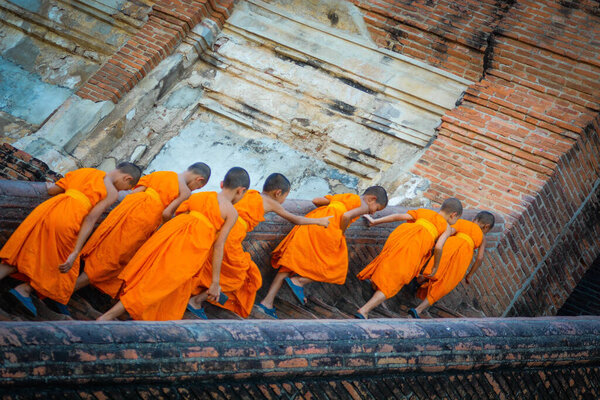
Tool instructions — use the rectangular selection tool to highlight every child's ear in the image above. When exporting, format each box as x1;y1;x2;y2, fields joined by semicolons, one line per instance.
275;189;282;198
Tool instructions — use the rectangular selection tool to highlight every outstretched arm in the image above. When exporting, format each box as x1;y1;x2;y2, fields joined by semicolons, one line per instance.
364;213;414;227
207;205;238;301
465;236;487;284
264;197;331;227
58;190;118;273
424;224;454;279
162;176;192;222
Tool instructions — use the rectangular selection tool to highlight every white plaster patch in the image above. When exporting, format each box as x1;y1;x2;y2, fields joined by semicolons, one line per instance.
145;119;358;199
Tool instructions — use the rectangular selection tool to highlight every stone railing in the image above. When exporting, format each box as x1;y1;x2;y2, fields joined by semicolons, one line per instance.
0;317;599;398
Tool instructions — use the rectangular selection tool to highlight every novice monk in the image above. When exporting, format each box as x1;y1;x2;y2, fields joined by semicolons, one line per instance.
0;164;141;316
73;163;211;301
187;173;332;319
258;186;388;318
410;211;495;318
97;167;249;321
355;198;463;319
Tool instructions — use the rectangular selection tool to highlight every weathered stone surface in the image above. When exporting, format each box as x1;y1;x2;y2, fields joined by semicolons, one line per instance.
0;317;598;398
13;95;114;171
73;0;466;203
0;56;71;125
146;119;358;198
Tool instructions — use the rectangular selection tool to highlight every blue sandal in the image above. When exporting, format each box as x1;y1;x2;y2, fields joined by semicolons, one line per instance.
46;298;71;316
354;312;366;320
187;303;207;320
284;277;306;305
408;308;420;319
257;303;278;319
9;288;37;317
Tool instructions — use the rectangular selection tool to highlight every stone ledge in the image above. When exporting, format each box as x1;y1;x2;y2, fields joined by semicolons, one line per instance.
0;317;598;388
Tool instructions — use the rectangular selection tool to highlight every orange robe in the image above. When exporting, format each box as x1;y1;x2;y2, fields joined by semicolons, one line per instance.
192;190;264;317
357;208;447;299
0;168;107;304
118;192;224;321
417;219;483;305
80;171;180;298
271;193;362;284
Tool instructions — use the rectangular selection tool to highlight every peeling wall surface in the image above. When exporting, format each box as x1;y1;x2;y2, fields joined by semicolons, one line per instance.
0;0;152;140
60;0;465;202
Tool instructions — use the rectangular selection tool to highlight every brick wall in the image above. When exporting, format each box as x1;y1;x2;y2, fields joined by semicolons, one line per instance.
0;143;61;182
350;0;515;81
378;0;600;316
76;0;235;103
0;317;598;398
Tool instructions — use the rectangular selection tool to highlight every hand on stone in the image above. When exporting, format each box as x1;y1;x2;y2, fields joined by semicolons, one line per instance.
363;214;376;227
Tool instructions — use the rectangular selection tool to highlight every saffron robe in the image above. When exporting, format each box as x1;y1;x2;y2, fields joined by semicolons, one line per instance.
417;219;483;305
0;168;107;304
357;208;447;299
81;171;179;298
271;193;362;284
193;190;264;317
119;192;224;321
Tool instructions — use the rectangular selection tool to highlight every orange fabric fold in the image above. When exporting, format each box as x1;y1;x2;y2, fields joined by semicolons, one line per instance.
271;193;361;285
192;190;265;317
357;208;447;299
81;171;179;298
0;168;107;304
417;219;483;305
119;191;224;321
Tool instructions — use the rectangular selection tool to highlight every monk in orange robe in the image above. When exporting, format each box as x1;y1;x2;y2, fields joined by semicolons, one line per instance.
97;167;249;321
0;163;141;316
187;173;331;319
257;186;388;318
411;211;495;318
72;163;210;301
355;198;463;319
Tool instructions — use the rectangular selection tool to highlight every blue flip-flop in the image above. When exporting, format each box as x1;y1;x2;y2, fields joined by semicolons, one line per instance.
9;288;37;317
408;308;420;319
217;292;228;306
46;298;71;316
354;312;366;319
284;277;306;305
187;303;207;320
257;303;278;319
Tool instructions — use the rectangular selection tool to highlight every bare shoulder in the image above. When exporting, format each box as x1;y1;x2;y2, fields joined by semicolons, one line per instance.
103;177;118;200
261;194;277;212
217;194;237;219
